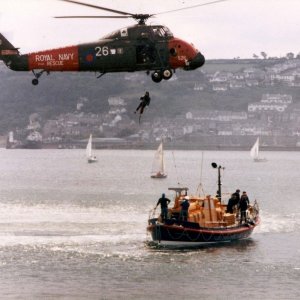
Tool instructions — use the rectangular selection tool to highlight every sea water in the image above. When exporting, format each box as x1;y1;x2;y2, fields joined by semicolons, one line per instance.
0;149;299;299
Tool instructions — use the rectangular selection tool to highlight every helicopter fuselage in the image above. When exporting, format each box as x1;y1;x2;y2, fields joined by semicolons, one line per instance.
0;24;205;85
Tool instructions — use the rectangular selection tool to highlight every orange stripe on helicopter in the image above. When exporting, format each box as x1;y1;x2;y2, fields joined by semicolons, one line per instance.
1;49;19;55
28;46;79;71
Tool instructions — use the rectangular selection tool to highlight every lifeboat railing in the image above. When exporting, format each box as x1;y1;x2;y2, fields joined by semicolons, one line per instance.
148;208;159;225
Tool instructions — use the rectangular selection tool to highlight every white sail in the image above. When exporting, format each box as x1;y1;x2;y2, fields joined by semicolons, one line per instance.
86;134;97;163
151;141;167;178
250;137;266;162
250;137;259;160
86;134;93;158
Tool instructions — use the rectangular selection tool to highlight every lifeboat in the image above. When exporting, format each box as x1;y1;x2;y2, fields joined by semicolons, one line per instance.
147;163;260;248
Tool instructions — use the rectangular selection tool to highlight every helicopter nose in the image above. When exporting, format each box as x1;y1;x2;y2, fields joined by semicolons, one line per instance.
186;52;205;70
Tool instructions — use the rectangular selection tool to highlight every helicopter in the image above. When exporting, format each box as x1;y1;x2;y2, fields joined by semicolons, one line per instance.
0;0;227;85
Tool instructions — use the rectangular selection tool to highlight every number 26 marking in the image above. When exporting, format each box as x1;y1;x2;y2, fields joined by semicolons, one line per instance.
95;46;109;56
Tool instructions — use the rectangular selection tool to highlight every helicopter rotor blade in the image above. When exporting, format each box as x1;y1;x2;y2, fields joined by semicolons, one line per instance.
58;0;134;17
155;0;229;16
55;15;132;19
57;0;228;24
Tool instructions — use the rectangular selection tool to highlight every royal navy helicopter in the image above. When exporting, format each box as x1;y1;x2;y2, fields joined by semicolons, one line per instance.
0;0;226;85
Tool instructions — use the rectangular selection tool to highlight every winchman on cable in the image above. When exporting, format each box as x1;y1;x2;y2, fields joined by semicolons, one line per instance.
134;91;151;123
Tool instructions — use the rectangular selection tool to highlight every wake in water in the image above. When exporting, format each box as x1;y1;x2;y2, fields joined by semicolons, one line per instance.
256;210;300;233
0;202;299;248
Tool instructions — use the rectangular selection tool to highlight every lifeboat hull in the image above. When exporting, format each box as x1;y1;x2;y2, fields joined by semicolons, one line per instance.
147;218;259;247
151;174;167;179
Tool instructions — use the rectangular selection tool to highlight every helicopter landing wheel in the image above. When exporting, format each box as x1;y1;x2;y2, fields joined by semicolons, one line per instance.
162;69;172;80
151;71;162;83
32;78;39;86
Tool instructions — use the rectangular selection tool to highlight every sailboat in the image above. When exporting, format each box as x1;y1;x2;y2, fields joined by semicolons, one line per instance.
151;141;167;178
86;134;97;163
250;137;267;162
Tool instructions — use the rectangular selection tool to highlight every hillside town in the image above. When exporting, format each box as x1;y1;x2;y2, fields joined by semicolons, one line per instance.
5;58;300;150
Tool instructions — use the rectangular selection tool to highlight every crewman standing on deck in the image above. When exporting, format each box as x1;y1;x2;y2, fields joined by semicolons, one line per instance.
180;196;190;222
155;193;171;222
239;191;250;223
232;189;240;206
227;194;237;214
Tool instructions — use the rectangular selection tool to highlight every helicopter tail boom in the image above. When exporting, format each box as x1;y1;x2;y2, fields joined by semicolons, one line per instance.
0;33;20;59
28;46;79;71
0;33;26;71
0;33;79;73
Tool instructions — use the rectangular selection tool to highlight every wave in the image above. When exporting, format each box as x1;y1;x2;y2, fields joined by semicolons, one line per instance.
0;232;145;247
1;204;299;251
0;202;148;224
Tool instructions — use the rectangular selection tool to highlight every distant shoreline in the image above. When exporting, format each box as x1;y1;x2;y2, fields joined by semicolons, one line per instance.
2;144;299;151
2;133;299;152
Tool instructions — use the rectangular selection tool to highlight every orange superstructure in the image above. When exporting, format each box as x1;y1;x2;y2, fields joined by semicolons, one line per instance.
165;187;244;228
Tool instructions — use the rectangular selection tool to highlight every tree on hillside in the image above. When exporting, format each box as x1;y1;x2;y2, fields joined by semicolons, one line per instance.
286;52;294;59
260;51;268;59
253;54;259;59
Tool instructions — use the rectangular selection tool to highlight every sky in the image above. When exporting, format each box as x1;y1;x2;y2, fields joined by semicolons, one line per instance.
0;0;299;59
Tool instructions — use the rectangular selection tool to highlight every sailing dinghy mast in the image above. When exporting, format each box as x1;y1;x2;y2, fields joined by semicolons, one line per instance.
160;141;165;175
195;151;205;196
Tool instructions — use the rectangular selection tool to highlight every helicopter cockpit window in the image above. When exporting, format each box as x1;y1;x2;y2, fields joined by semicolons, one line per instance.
152;26;173;38
162;26;173;37
152;28;163;37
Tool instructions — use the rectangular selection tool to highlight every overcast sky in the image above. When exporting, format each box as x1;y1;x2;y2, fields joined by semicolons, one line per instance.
0;0;299;59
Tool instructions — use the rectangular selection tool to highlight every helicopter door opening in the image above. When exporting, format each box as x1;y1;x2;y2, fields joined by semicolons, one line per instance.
136;44;156;65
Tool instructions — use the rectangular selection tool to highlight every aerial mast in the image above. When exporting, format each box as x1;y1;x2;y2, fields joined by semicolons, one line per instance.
211;162;224;202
